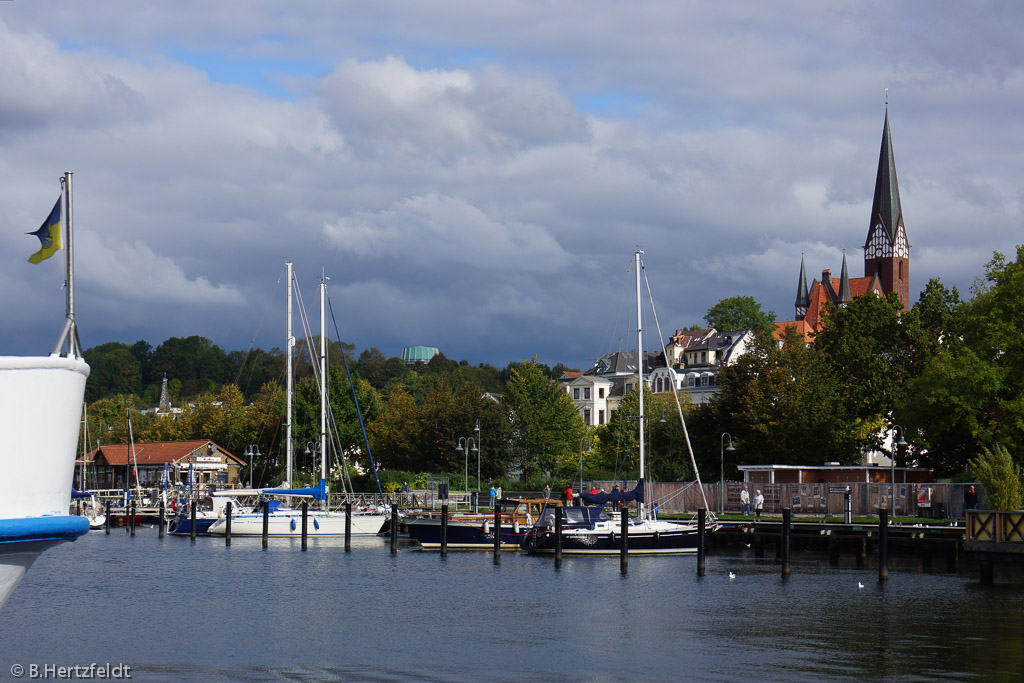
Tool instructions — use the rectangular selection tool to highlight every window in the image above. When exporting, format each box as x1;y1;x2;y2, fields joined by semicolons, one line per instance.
599;388;605;399
584;409;591;425
573;388;579;399
599;410;605;425
701;351;706;363
584;387;591;400
626;383;633;393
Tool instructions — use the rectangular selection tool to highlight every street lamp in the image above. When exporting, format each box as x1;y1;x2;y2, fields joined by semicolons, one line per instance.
890;425;908;517
579;434;593;491
456;437;477;495
243;444;261;488
474;420;481;492
304;440;320;483
720;433;735;514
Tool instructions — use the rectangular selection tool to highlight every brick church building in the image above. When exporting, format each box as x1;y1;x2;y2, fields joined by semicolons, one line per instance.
775;107;910;342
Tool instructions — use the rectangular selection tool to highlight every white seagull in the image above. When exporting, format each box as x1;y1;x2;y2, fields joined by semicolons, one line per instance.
858;582;865;589
728;572;736;580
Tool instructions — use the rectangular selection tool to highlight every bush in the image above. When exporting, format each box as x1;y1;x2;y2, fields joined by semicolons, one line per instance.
969;445;1024;510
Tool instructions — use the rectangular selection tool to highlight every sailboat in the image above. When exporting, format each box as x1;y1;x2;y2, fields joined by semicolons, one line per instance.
522;250;708;554
1;173;91;609
208;266;388;538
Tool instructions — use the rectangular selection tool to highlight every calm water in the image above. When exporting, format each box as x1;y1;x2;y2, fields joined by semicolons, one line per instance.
2;528;1022;681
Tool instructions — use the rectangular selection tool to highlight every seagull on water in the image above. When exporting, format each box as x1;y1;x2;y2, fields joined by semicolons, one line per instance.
728;572;736;580
857;582;865;589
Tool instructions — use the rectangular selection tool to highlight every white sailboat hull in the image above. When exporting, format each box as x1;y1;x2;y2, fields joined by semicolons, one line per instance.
0;355;90;609
207;510;387;537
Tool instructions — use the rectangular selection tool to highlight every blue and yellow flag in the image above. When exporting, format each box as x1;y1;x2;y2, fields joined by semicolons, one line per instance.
27;197;62;264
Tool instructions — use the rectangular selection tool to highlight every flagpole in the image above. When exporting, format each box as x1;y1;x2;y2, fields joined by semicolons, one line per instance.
52;171;81;358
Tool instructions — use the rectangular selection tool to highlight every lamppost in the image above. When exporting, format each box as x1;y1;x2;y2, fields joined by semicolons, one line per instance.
890;425;908;517
304;440;319;483
243;444;261;488
474;420;481;492
579;434;593;491
720;433;735;514
456;437;477;495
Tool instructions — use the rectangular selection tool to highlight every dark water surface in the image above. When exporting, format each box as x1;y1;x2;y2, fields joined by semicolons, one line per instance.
2;529;1022;681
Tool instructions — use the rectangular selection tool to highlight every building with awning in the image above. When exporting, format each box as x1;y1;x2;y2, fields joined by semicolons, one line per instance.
83;440;246;490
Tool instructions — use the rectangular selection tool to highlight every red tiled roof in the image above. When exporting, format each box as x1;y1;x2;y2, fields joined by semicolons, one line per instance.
774;275;884;343
85;440;244;466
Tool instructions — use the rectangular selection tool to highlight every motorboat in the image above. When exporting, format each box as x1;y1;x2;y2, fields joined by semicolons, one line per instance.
405;498;548;550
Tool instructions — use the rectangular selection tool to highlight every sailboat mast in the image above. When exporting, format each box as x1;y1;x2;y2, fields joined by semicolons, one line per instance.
52;171;82;358
285;261;294;488
635;249;646;520
319;276;327;484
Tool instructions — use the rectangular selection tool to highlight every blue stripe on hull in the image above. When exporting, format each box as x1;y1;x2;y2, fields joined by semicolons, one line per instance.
0;516;90;545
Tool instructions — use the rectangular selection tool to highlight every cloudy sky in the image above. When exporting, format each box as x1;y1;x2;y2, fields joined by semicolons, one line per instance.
3;2;1021;370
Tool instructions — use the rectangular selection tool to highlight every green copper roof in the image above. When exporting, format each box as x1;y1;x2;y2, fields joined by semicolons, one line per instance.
867;108;903;245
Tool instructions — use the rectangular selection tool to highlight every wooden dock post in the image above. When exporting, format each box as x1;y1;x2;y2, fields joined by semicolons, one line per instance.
189;500;196;541
493;505;501;563
262;500;269;548
697;509;706;576
781;508;791;577
620;504;628;572
344;502;351;552
105;500;110;535
390;504;398;555
440;504;448;557
158;500;165;539
225;501;232;546
301;501;308;551
130;501;137;537
554;506;563;565
878;508;889;582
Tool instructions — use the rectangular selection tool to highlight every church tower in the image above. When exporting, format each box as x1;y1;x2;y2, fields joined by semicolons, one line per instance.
863;107;910;309
794;254;809;320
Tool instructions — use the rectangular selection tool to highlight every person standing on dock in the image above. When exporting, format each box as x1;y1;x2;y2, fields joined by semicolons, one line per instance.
489;484;497;507
754;490;764;519
964;485;978;511
543;484;551;499
740;486;751;516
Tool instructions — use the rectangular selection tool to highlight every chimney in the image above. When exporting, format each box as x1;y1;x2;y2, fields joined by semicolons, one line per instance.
821;269;831;282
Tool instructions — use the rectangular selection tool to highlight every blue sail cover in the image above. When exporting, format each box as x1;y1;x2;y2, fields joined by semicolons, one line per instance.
579;480;644;506
263;478;327;500
70;488;93;500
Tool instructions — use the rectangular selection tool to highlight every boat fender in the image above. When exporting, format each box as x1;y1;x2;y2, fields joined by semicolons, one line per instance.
290;519;297;531
484;520;490;533
654;531;660;544
314;518;320;530
514;521;520;534
609;531;615;542
526;514;532;525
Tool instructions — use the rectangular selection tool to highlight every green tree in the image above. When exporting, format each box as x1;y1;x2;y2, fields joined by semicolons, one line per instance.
501;361;585;481
969;445;1024;510
83;342;142;401
704;295;776;337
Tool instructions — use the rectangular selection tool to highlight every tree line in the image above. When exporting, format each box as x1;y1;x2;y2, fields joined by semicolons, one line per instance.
82;245;1024;501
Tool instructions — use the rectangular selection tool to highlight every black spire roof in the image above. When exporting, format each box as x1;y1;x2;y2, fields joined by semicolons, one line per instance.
838;252;852;304
795;254;809;307
866;108;903;245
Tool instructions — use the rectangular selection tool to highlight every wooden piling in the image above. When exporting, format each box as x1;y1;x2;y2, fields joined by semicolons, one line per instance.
781;508;791;577
697;509;706;576
158;500;165;539
189;500;196;541
262;500;269;548
878;508;889;582
105;500;110;534
440;504;448;557
620;504;628;572
493;505;501;563
344;502;351;552
225;501;232;546
554;506;563;565
130;501;137;536
390;505;398;554
301;501;308;551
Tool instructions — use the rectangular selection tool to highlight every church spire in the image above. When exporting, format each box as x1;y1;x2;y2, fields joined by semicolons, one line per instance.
838;251;852;305
863;104;910;310
795;254;810;320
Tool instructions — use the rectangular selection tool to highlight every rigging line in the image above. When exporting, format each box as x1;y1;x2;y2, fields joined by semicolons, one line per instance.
639;254;714;518
326;291;386;507
232;263;287;391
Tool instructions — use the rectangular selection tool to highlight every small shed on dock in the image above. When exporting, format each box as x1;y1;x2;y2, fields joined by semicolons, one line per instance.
738;463;933;486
